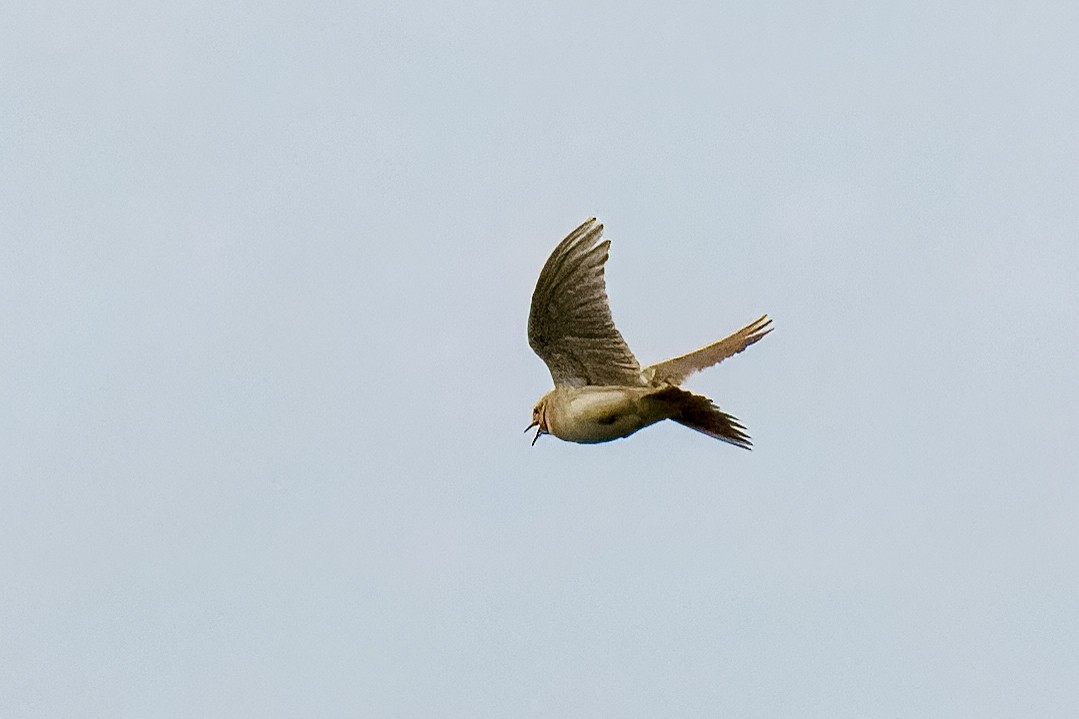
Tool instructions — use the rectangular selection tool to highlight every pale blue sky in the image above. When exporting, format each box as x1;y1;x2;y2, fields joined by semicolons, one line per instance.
3;2;1078;717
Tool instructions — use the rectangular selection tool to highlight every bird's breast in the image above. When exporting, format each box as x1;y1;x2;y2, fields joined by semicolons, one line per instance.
546;387;662;443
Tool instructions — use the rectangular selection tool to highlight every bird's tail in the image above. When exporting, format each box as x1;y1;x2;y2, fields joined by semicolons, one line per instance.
643;385;753;450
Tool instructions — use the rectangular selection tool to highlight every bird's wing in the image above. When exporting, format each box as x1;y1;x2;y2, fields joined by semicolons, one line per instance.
644;315;772;386
528;218;643;387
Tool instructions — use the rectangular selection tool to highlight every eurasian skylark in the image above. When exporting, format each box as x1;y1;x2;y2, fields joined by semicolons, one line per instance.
526;217;771;448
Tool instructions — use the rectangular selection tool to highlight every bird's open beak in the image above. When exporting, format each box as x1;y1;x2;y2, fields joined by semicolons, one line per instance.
525;420;544;446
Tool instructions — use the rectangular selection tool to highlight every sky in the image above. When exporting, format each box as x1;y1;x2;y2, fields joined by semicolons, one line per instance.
3;1;1078;717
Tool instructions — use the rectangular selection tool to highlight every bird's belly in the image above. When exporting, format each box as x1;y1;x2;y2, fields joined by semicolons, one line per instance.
549;388;658;443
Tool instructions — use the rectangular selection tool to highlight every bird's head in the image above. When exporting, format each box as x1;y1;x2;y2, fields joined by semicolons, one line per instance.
526;395;550;446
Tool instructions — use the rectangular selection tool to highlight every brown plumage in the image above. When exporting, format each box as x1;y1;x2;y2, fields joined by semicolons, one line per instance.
643;386;753;449
526;217;771;448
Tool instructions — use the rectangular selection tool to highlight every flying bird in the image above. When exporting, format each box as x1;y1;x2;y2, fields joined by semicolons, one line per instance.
526;218;771;448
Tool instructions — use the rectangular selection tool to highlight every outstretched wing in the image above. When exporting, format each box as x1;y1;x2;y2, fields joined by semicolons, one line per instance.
528;218;643;387
644;315;772;386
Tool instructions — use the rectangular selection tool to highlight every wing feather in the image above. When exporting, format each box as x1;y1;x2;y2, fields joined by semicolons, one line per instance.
644;315;772;386
528;218;643;387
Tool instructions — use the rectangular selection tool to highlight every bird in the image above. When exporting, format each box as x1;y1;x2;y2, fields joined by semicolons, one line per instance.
526;217;771;448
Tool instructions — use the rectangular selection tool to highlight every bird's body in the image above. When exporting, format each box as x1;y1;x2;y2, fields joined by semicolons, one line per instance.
526;218;770;448
533;385;661;444
532;383;758;445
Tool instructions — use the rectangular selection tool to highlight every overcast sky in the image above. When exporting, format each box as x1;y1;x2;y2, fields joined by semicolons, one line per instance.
3;2;1078;717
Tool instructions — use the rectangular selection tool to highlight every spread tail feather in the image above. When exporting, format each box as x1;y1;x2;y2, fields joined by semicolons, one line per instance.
644;386;753;450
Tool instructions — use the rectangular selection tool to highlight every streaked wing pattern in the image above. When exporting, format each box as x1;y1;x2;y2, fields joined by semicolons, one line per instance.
528;218;643;387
